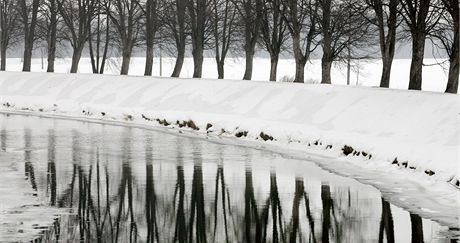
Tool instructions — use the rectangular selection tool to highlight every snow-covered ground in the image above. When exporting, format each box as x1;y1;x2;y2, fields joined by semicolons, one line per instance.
0;63;458;235
0;70;458;180
1;57;452;92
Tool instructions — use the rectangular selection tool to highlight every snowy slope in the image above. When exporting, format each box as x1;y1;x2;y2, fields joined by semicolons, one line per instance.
0;71;459;185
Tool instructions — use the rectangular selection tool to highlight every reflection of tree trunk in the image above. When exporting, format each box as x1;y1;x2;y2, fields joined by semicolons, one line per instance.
146;138;159;243
78;167;88;241
409;214;424;243
115;164;127;241
269;173;284;243
189;165;207;243
174;165;187;243
127;165;137;242
1;128;6;151
24;129;37;191
213;165;230;243
47;130;57;206
244;168;262;243
378;198;395;243
57;134;79;207
289;178;304;243
304;191;316;243
321;184;332;243
115;131;137;242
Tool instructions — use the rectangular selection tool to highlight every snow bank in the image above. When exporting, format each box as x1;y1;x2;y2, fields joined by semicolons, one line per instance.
0;71;459;185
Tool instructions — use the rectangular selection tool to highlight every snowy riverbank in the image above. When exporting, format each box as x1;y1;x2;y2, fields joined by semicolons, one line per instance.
0;72;459;214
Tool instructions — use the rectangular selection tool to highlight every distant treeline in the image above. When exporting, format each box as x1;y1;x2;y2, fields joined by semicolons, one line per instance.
0;0;458;93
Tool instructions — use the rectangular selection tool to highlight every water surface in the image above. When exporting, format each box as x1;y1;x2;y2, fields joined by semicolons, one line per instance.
0;114;456;242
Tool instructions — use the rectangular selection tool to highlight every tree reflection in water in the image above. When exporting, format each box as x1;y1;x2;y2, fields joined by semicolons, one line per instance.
12;124;438;243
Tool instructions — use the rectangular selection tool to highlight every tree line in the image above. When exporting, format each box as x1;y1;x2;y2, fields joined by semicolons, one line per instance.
0;0;458;93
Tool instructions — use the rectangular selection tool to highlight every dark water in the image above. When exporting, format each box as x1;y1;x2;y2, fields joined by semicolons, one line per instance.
0;114;456;242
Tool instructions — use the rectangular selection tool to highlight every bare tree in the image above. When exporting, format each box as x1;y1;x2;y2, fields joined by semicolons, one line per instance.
319;0;372;84
233;0;263;80
261;0;289;81
162;0;187;77
399;0;443;90
140;0;161;76
211;0;237;79
187;0;211;78
108;0;143;75
57;0;97;73
282;0;319;83
0;0;19;71
38;0;60;72
88;0;111;74
364;0;399;88
18;0;40;72
430;0;458;93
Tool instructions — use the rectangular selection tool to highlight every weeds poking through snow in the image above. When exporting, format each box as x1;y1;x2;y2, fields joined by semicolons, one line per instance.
124;114;133;121
157;119;169;126
186;120;199;130
82;110;92;116
425;170;435;176
235;131;248;138
342;145;354;156
2;102;12;107
259;132;274;141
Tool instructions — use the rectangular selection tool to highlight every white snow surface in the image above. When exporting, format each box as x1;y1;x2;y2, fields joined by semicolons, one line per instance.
0;71;459;184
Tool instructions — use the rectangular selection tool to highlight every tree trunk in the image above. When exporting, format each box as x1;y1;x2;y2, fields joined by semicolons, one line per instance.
144;43;154;76
192;48;203;78
321;58;332;84
294;59;306;83
0;46;6;71
269;55;278;82
376;0;397;88
171;50;185;77
347;50;351;85
408;32;425;90
47;0;57;73
445;21;459;93
47;43;56;73
380;56;393;88
99;17;110;74
22;0;39;72
22;42;33;72
243;48;254;80
120;49;132;75
217;60;224;79
70;46;83;73
320;0;332;84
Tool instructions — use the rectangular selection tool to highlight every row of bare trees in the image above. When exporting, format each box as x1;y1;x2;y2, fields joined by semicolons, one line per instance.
0;0;458;93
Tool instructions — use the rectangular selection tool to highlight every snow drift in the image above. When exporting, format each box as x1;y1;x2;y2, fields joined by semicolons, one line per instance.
0;71;459;185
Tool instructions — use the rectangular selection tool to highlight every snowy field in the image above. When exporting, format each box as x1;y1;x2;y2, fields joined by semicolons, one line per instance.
1;57;452;92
